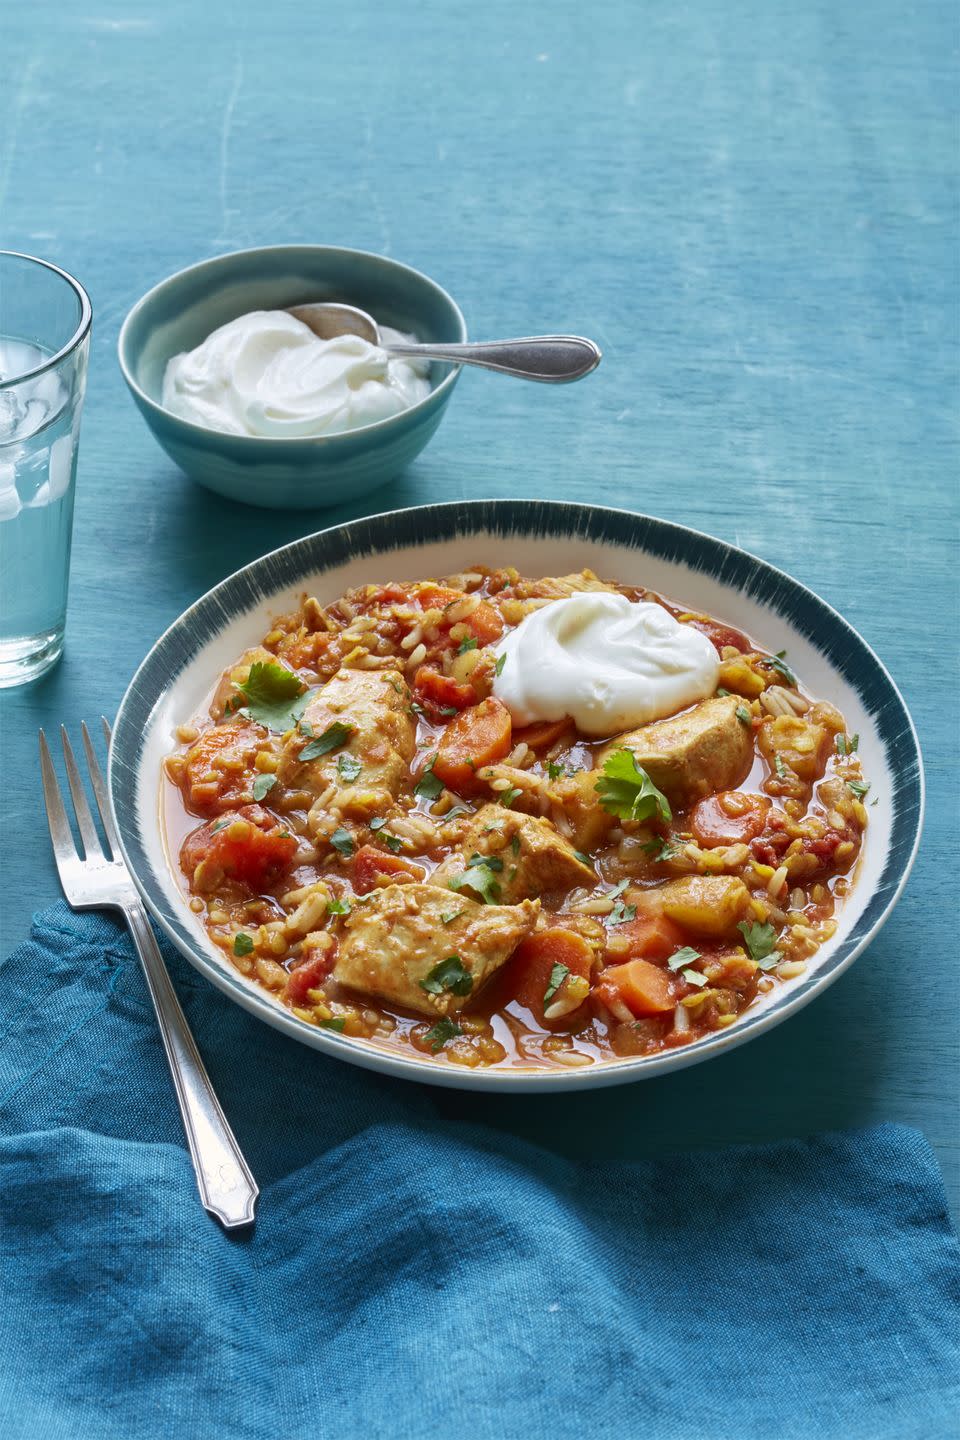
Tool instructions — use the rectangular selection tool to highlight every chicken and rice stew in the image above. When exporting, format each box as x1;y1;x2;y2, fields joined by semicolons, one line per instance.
163;567;869;1070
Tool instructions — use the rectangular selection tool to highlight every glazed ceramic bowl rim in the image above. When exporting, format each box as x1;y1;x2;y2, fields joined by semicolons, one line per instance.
109;499;925;1091
117;244;467;447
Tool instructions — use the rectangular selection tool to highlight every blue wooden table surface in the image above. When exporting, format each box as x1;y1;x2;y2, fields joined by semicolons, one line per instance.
2;2;957;1213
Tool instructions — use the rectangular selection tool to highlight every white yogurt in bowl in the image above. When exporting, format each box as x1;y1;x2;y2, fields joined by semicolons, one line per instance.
162;309;431;439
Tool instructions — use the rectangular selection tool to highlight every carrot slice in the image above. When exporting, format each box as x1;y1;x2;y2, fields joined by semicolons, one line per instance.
596;959;676;1018
513;718;573;751
691;792;771;848
433;697;512;794
412;584;504;644
611;913;687;963
352;845;426;894
499;928;594;1029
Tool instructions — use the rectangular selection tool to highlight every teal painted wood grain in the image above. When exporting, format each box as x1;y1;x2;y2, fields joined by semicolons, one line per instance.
1;3;957;1209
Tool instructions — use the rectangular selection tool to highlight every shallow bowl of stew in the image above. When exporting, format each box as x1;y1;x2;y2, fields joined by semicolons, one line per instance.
109;500;923;1091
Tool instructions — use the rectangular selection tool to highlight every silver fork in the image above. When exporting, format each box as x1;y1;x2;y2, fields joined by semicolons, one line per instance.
39;719;258;1229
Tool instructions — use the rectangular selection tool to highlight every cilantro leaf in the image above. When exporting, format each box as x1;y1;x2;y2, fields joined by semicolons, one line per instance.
382;832;403;853
425;1017;462;1053
607;898;637;926
369;817;387;831
735;704;752;725
737;921;780;969
847;779;870;799
573;850;593;868
774;754;789;780
440;911;461;924
667;946;702;971
211;819;229;834
543;962;570;1007
419;954;474;998
457;636;478;655
595;750;672;824
327;897;351;915
233;933;254;957
299;721;353;761
511;833;521;855
643;835;680;862
414;756;444;802
448;865;501;904
499;786;522;809
251;773;277;802
467;851;503;872
682;968;708;988
495;652;507;676
767;654;797;686
330;827;355;857
835;733;860;758
338;752;362;782
235;662;308;732
319;1017;346;1033
547;761;565;780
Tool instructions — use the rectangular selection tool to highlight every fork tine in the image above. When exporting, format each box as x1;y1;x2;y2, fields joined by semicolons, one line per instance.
60;726;105;861
39;729;78;870
81;720;119;855
101;715;112;746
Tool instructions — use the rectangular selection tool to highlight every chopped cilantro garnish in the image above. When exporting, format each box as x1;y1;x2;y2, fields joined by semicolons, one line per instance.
682;968;708;988
234;662;308;732
327;897;351;915
382;832;403;853
767;654;797;686
300;721;353;761
414;756;444;802
607;898;637;926
251;773;277;802
440;911;461;925
716;687;731;697
337;752;362;782
211;819;229;834
596;750;671;824
774;754;789;780
298;720;314;737
511;833;521;856
438;705;458;717
319;1017;346;1033
233;933;254;957
667;946;702;971
467;851;503;871
499;787;522;809
449;865;501;904
835;732;860;758
738;920;780;969
847;779;870;799
330;827;355;857
494;652;507;676
419;955;474;998
425;1017;462;1053
643;835;680;862
457;636;478;655
547;761;565;780
573;850;593;868
736;704;752;725
543;962;570;1006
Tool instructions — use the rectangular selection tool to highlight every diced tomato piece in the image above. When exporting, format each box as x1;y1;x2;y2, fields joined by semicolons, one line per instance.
498;928;594;1029
513;718;573;751
413;665;478;716
596;959;676;1018
180;805;297;892
611;913;687;963
352;844;426;894
181;723;263;813
691;792;772;848
685;619;750;654
285;945;337;1007
433;697;512;794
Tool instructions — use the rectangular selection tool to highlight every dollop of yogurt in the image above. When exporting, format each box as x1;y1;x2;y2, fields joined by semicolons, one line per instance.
492;592;719;736
162;310;431;438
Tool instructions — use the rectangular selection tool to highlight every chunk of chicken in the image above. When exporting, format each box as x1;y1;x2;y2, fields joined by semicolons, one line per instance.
656;874;752;938
279;666;415;821
544;770;617;854
600;695;754;809
334;884;539;1017
431;804;595;904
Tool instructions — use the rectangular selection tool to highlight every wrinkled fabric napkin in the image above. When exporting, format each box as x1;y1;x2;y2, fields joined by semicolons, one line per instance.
1;904;957;1440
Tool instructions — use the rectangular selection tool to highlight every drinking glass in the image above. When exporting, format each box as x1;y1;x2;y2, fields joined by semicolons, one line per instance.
0;252;91;687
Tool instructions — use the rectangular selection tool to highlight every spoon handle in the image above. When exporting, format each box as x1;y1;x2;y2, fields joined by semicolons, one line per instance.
383;335;602;383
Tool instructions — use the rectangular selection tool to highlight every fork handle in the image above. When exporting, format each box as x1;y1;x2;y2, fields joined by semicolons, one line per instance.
122;902;259;1228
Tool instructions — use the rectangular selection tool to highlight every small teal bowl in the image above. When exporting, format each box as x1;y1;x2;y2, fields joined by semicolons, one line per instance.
118;245;466;509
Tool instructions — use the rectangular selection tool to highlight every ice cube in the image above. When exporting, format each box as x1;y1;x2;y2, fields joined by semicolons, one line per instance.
0;463;22;521
0;388;29;443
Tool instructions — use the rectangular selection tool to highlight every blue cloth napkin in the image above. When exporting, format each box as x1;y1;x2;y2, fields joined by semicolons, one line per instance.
1;904;957;1440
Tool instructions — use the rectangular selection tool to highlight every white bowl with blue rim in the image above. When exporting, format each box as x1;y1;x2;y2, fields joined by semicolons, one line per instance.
117;246;466;510
108;500;924;1091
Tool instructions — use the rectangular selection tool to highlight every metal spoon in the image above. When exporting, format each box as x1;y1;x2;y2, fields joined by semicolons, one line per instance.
287;302;601;383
